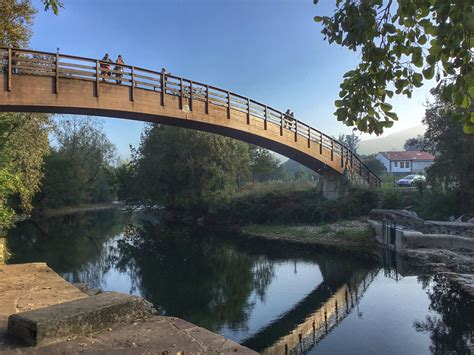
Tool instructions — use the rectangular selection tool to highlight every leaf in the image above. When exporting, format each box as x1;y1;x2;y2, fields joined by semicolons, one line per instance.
386;112;398;120
380;103;393;112
418;35;427;45
423;66;435;80
463;123;474;134
314;16;324;22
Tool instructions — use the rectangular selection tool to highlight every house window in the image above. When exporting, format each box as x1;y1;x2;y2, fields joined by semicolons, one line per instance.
400;161;405;168
394;161;398;167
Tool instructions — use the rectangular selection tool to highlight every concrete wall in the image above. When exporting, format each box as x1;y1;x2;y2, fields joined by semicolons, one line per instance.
369;209;474;238
368;219;474;251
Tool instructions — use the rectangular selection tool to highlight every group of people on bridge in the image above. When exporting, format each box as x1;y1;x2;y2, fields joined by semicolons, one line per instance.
100;53;125;84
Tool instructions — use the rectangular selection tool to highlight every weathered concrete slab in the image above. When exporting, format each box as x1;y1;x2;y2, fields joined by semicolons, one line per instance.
8;292;155;346
0;263;87;345
8;316;257;354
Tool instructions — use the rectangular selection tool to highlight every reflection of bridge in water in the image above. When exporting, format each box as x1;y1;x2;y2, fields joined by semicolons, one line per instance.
242;266;378;354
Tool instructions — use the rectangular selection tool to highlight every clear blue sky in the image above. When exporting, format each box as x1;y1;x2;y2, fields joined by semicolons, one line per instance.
30;0;431;159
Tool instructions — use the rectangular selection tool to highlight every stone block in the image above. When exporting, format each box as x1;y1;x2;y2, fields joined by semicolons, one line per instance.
7;291;155;346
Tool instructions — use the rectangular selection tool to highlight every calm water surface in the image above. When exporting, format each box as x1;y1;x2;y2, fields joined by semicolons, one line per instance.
6;210;474;354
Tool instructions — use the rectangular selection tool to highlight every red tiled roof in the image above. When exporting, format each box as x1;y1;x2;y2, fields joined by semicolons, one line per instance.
381;151;434;161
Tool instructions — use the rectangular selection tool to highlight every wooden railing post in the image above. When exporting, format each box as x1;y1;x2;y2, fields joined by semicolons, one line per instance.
205;85;209;114
341;147;344;168
55;53;59;94
264;106;267;129
160;72;165;106
227;91;231;119
280;112;284;136
179;78;184;109
307;128;311;148
95;60;99;97
319;134;323;155
7;48;12;91
131;66;135;101
294;120;298;142
189;81;193;111
247;98;251;124
331;139;334;161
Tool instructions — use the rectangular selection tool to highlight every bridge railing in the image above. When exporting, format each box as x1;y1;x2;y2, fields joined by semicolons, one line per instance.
0;47;381;186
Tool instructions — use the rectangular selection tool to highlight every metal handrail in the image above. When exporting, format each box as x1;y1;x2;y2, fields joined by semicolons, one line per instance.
0;47;381;186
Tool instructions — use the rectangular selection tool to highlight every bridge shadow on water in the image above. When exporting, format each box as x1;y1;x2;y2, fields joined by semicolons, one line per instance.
6;210;474;354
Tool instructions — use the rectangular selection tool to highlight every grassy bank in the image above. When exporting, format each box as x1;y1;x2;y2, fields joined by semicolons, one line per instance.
212;186;379;225
241;220;374;249
33;203;122;217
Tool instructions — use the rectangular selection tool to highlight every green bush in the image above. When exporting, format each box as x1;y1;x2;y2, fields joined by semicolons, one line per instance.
413;189;463;220
380;188;404;209
212;186;379;225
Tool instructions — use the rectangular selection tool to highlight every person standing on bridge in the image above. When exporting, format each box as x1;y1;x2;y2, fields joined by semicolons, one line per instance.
100;53;112;82
114;55;125;84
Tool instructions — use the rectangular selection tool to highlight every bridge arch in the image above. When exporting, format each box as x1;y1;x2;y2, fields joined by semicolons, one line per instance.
0;48;380;186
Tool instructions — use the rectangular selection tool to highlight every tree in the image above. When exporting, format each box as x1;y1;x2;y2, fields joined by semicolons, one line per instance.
314;0;473;135
338;132;361;153
130;125;251;212
0;113;50;231
249;146;280;183
36;117;117;208
361;154;386;176
404;136;424;151
0;0;63;47
422;95;474;212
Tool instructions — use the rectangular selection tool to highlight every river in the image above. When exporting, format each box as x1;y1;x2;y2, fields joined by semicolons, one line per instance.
6;209;473;354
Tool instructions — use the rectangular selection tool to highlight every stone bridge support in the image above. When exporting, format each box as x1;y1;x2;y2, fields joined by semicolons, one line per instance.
316;172;350;200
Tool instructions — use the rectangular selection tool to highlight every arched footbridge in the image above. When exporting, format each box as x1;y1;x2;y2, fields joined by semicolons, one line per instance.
0;48;380;186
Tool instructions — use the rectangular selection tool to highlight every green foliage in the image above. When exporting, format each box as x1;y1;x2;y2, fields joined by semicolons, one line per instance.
0;0;63;47
380;187;404;209
361;154;387;176
41;0;63;15
0;0;36;47
413;189;462;220
338;132;360;152
422;95;474;213
214;187;379;225
314;0;473;135
128;125;251;212
0;113;51;232
36;117;117;209
404;135;424;151
249;145;280;183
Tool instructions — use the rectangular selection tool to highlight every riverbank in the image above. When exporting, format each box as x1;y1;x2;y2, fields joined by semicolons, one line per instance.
32;202;123;218
241;219;374;250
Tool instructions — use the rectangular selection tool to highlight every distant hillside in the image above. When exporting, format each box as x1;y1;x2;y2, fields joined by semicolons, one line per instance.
358;125;425;155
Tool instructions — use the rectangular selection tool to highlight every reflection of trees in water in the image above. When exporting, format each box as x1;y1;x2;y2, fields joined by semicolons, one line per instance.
7;209;125;287
414;274;474;354
112;224;276;332
252;258;276;302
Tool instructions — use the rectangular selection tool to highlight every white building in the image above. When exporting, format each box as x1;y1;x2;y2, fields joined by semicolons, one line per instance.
376;151;434;174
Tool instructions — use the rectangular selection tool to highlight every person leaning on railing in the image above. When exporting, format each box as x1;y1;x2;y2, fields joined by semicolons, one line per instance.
100;53;113;82
114;55;124;84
